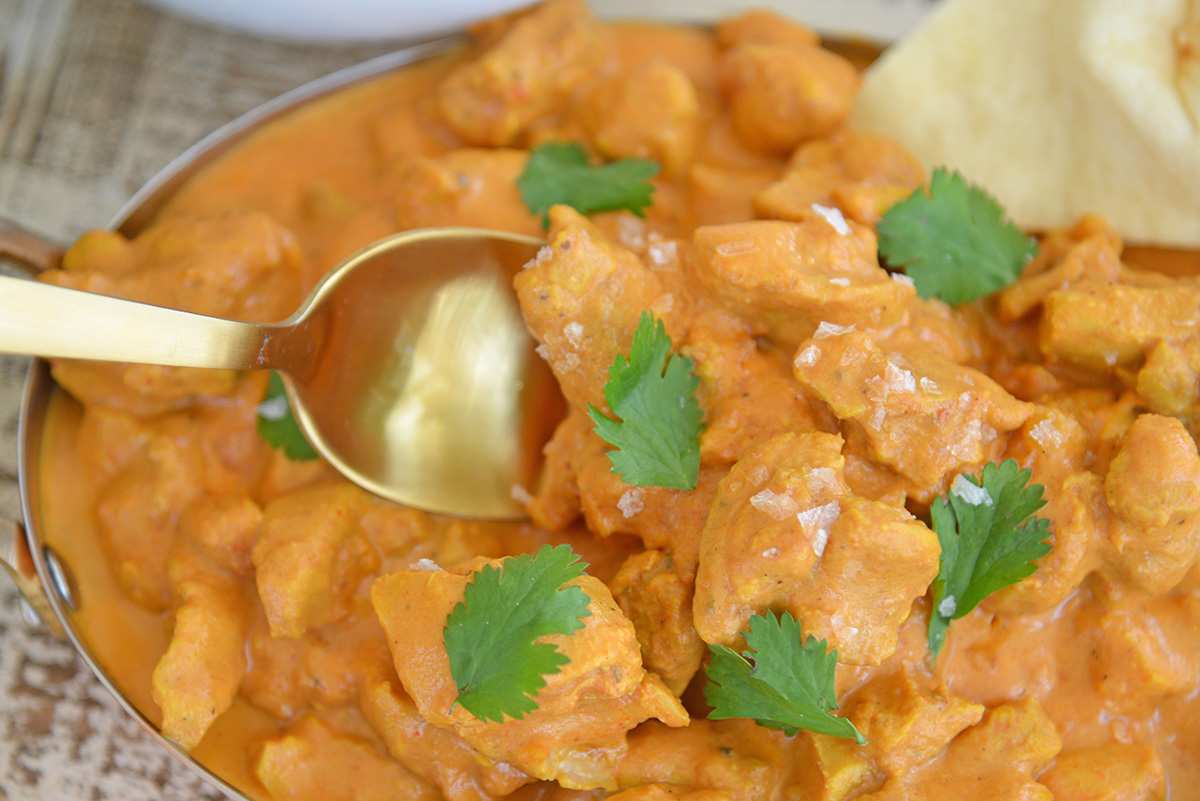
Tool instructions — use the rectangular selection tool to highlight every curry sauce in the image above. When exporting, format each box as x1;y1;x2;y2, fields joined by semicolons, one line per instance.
36;1;1200;799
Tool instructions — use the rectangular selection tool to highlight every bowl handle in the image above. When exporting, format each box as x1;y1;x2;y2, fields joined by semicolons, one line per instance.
0;517;67;639
0;219;66;274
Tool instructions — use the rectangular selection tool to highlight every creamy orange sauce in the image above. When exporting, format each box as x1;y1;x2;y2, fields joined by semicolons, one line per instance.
35;2;1200;799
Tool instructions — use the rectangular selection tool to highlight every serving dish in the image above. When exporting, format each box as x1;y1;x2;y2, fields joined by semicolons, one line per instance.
3;1;1199;799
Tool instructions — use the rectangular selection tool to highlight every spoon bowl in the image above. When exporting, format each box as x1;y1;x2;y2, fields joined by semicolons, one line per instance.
0;227;559;518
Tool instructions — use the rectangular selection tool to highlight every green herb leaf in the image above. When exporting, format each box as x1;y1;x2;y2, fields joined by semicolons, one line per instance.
518;141;659;228
704;611;866;744
927;459;1053;658
256;371;318;461
444;544;591;723
877;166;1038;305
587;311;702;491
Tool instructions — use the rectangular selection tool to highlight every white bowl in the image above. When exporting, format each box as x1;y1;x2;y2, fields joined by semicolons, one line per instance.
139;0;534;41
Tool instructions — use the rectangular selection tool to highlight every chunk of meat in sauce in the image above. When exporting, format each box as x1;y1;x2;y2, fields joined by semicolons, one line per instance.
754;132;924;226
254;716;439;801
434;0;607;147
516;205;683;414
252;482;380;638
609;549;705;695
857;698;1061;801
1038;742;1166;801
575;59;703;177
717;41;859;156
361;678;533;801
1102;414;1200;594
692;432;939;665
391;149;541;235
371;562;687;790
151;536;253;749
793;329;1033;500
688;219;912;350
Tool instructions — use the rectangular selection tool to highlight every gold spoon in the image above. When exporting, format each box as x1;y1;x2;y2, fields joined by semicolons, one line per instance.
0;227;561;519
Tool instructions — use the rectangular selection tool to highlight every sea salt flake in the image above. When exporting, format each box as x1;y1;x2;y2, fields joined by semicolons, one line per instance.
891;272;916;287
938;595;958;618
1030;419;1065;449
716;239;757;257
797;501;840;557
829;277;851;287
562;321;584;347
751;488;800;521
618;489;645;518
257;395;289;421
885;360;916;393
796;344;820;367
811;203;852;235
919;376;940;394
748;465;771;486
950;474;992;507
814;321;854;339
413;558;442;572
806;466;838;495
647;239;677;266
761;547;780;558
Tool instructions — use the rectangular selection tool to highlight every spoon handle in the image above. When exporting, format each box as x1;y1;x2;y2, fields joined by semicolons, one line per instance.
0;275;272;368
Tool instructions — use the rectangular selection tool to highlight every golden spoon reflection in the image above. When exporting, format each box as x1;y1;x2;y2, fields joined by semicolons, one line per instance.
0;227;560;519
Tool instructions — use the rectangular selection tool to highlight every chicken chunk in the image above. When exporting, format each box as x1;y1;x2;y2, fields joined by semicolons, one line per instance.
371;560;687;790
255;716;438;801
609;550;705;695
718;43;859;156
859;699;1061;801
685;306;826;465
843;669;984;778
1102;414;1200;595
1040;283;1200;373
151;537;252;749
435;0;607;146
992;409;1106;613
391;149;541;235
754;132;924;226
361;678;534;801
576;59;702;177
688;220;911;350
693;432;940;665
515;206;680;414
253;482;380;638
793;329;1033;499
1038;742;1166;801
177;492;262;578
615;719;791;801
96;431;206;610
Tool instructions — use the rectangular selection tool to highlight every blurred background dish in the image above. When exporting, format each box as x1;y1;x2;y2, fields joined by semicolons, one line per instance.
137;0;533;41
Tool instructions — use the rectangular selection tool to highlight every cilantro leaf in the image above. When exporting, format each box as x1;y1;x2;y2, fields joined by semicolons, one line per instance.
877;166;1038;305
927;459;1053;658
587;311;703;491
443;544;591;723
704;611;866;744
518;141;659;228
256;371;318;461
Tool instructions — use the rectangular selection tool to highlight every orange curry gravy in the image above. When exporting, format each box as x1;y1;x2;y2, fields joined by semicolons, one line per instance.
36;2;1200;799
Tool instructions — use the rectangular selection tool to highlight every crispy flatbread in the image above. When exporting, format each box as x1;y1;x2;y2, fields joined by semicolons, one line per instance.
852;0;1200;247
